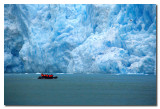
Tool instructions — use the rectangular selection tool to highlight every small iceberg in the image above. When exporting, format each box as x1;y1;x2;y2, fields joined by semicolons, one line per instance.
145;74;149;75
56;73;65;75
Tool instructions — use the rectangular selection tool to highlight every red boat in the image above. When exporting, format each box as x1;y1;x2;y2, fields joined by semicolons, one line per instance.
38;73;58;79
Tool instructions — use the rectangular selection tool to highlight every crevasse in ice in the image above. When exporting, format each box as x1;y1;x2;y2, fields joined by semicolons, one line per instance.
4;4;156;74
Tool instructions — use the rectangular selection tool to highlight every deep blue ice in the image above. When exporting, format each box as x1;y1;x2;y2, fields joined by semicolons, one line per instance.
4;4;156;74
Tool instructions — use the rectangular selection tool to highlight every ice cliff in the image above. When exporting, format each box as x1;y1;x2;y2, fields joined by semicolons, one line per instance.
4;4;156;74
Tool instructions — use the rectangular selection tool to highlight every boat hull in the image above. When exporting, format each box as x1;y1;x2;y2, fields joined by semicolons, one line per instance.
38;76;58;79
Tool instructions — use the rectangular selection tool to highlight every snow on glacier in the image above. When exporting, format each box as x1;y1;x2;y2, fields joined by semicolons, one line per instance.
4;4;156;74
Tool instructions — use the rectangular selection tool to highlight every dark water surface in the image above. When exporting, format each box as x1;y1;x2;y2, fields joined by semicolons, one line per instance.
4;73;156;105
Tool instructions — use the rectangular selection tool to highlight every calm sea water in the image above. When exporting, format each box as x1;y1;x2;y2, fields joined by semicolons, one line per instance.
4;73;156;105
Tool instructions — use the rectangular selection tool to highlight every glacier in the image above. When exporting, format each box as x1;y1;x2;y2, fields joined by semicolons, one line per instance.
4;4;156;74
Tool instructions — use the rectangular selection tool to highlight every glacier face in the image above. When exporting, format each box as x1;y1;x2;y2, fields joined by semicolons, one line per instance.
4;4;156;74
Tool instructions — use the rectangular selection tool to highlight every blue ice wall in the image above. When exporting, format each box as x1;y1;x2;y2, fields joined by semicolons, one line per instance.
4;4;156;74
